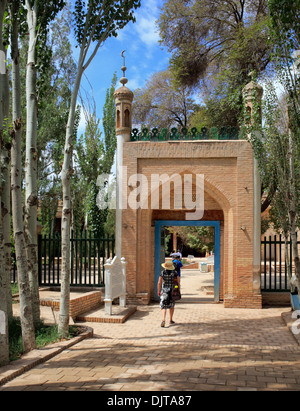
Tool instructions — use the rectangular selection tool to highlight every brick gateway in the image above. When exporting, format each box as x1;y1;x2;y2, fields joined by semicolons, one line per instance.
113;63;263;309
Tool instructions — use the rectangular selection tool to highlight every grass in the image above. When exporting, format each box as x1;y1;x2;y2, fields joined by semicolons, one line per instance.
8;317;81;362
11;283;19;296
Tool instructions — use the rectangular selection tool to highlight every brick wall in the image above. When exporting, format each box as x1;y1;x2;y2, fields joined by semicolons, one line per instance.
40;291;102;319
121;140;262;309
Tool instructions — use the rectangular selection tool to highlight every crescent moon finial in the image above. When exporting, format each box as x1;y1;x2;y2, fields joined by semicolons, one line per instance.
121;50;126;66
120;50;127;86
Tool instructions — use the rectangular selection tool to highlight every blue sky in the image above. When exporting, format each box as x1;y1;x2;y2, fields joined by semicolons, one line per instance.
75;0;170;134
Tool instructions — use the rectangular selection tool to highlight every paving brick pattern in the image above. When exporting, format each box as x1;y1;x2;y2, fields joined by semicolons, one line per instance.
1;302;300;391
1;270;300;391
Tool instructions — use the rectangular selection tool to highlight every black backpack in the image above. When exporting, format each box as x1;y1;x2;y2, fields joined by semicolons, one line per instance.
173;260;179;274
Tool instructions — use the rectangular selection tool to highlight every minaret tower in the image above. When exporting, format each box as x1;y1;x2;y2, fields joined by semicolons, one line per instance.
114;51;133;257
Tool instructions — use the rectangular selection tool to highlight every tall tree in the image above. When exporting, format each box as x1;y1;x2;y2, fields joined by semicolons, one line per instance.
158;0;272;127
267;0;300;292
0;0;10;366
102;71;117;174
24;0;65;326
74;73;117;236
132;70;198;129
37;3;76;236
59;0;141;338
243;0;300;295
9;0;37;354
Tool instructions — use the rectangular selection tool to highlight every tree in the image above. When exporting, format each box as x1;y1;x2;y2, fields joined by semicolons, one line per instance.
37;3;77;236
24;0;65;326
8;0;37;354
132;70;198;129
59;0;141;338
268;0;300;48
102;72;117;174
158;0;272;127
243;0;300;295
0;0;10;366
267;0;300;293
73;74;117;257
169;226;214;255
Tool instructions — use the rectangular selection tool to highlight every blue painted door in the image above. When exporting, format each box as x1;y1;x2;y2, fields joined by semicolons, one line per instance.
154;220;220;302
154;224;166;300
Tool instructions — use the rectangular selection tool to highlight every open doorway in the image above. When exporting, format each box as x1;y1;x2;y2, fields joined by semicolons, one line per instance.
154;220;220;303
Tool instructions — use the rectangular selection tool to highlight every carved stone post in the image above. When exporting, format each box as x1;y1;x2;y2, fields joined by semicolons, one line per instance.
243;80;263;295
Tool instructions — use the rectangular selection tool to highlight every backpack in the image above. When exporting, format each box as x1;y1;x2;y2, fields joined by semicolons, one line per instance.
173;260;179;274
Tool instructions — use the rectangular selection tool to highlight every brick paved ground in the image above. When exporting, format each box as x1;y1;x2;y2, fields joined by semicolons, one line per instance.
1;270;300;392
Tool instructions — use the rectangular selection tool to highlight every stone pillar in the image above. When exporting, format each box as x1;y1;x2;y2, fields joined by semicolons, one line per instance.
113;53;133;257
243;80;263;295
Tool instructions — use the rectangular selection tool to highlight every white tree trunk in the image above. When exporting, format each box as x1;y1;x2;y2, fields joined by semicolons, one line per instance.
24;0;40;325
11;0;36;353
0;9;12;321
57;4;122;337
0;0;9;366
2;148;12;321
58;68;83;337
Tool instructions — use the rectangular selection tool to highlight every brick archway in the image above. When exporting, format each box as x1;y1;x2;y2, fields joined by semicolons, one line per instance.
121;140;262;308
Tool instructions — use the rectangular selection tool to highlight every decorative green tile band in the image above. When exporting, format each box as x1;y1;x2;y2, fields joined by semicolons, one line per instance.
130;126;240;142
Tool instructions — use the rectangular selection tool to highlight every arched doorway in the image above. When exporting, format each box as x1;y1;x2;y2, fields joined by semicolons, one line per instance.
154;220;220;302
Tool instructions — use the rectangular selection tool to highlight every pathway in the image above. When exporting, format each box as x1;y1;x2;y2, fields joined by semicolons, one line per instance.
1;269;300;391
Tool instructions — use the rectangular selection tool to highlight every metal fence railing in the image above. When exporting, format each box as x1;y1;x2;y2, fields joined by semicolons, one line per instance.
11;231;300;293
261;234;299;292
11;231;115;287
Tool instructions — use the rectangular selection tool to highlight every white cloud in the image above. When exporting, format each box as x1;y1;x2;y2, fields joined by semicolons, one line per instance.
134;15;160;48
127;77;143;91
118;0;161;49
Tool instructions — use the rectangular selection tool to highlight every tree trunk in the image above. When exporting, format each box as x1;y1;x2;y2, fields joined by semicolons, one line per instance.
0;9;12;321
0;193;8;366
11;0;36;353
0;0;9;366
287;126;300;293
58;67;83;338
2;148;12;322
284;236;291;279
24;0;40;326
288;138;300;294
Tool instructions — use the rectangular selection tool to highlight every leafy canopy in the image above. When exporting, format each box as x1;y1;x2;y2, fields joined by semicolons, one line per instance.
73;0;141;46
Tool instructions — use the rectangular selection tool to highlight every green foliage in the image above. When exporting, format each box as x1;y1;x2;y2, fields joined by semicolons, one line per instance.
158;0;272;128
102;71;117;173
268;0;300;50
74;73;117;236
36;4;77;234
169;226;214;255
185;226;215;254
22;0;67;94
73;0;141;46
133;70;198;129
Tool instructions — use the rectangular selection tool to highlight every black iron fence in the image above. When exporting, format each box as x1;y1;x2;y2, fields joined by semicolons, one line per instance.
11;231;115;287
261;234;299;292
11;232;300;293
131;126;239;142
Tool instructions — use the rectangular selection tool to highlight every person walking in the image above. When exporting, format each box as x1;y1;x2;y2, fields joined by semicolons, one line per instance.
172;255;183;283
157;260;180;327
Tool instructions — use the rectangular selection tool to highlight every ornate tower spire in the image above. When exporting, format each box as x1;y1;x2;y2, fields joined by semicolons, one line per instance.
120;50;128;86
114;50;133;136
